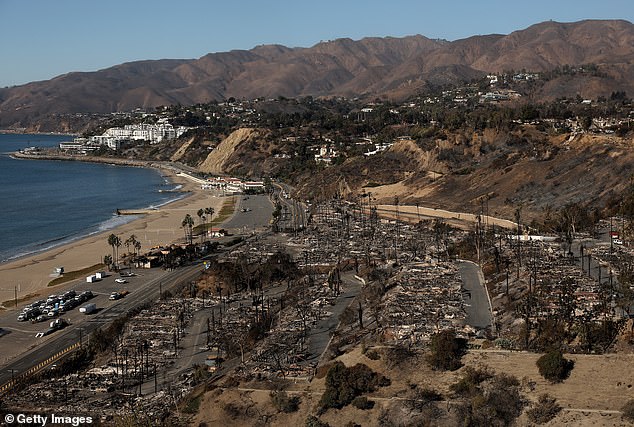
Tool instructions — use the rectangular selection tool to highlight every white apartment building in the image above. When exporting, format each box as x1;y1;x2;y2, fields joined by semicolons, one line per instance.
101;123;188;144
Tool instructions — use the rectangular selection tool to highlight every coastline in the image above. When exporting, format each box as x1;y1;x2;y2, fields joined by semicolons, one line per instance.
0;154;221;307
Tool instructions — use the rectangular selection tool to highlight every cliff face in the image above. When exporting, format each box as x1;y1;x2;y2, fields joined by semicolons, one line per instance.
1;20;633;130
197;128;265;175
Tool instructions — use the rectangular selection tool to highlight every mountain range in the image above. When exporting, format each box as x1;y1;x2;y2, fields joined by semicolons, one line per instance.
1;19;633;130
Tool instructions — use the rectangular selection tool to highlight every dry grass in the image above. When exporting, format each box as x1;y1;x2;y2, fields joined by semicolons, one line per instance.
47;263;105;287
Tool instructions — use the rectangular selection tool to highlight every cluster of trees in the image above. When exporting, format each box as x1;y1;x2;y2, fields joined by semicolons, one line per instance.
182;206;214;245
105;233;141;270
318;362;390;412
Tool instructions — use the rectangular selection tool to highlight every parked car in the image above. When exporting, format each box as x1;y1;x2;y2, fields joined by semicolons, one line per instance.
33;315;47;323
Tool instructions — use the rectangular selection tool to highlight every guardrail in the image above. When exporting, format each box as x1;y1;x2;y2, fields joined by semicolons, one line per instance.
0;341;81;396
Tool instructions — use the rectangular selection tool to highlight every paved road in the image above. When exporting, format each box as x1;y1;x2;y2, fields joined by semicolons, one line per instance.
305;272;364;363
272;183;307;231
457;260;493;331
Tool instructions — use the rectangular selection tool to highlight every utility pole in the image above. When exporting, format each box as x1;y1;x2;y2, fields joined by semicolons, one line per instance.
610;216;614;254
394;196;400;265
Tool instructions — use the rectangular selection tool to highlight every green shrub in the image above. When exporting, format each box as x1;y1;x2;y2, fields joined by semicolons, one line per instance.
182;394;203;414
450;366;494;397
270;390;301;413
426;329;468;371
305;415;330;427
455;371;524;426
536;350;574;383
364;349;380;360
319;362;390;411
527;394;562;424
223;402;242;419
406;386;443;412
351;396;375;410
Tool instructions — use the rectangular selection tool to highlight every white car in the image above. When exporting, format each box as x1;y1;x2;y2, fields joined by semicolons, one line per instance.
115;278;127;284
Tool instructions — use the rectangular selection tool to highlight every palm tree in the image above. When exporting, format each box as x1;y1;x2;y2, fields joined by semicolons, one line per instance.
204;207;214;241
197;209;205;244
107;234;118;267
125;234;138;255
114;236;121;270
108;234;122;270
134;240;141;257
182;214;194;244
103;254;113;270
197;208;204;224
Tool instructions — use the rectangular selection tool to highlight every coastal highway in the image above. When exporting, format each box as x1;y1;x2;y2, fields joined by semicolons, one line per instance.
0;263;204;390
272;182;307;231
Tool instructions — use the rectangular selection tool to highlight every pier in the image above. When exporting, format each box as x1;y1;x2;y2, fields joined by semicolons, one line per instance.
116;208;160;215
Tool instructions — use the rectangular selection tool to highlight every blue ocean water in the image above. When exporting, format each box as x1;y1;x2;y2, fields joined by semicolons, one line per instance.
0;134;182;262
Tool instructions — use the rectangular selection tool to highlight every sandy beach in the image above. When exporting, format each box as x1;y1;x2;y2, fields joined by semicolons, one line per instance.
0;168;224;306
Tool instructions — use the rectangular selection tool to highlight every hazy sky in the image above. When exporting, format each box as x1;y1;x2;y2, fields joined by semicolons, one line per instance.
1;0;632;87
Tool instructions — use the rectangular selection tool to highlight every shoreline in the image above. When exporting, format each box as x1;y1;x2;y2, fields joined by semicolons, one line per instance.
0;130;77;136
0;154;221;307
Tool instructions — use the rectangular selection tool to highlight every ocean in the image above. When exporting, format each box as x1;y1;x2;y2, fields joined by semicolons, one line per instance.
0;134;182;263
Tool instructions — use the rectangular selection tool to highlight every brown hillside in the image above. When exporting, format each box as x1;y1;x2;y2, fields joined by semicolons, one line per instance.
2;20;634;130
296;129;634;221
197;128;265;174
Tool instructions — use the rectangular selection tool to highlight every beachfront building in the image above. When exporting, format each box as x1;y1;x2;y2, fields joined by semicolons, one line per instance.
59;137;101;154
201;177;266;194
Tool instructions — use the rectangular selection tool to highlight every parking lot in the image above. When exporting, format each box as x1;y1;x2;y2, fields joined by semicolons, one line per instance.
0;266;167;366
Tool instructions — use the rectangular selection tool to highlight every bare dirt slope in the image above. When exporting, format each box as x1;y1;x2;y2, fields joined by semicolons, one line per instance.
197;128;261;174
170;136;195;162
